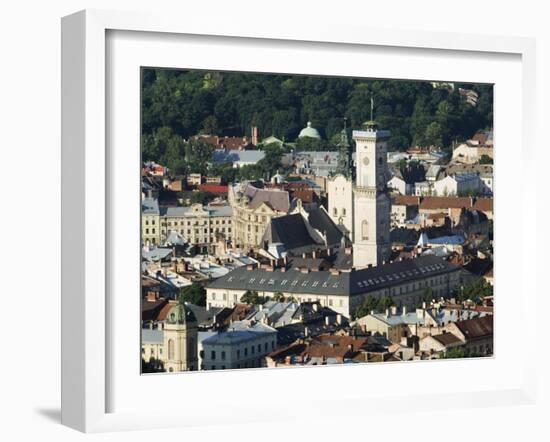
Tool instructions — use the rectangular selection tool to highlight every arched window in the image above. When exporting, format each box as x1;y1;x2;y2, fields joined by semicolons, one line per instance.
361;220;369;240
168;339;174;360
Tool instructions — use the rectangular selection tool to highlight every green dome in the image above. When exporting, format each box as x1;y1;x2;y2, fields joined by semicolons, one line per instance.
298;121;321;139
166;303;197;324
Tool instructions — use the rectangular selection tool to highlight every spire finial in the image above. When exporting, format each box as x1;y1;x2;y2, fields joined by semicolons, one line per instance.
370;92;374;122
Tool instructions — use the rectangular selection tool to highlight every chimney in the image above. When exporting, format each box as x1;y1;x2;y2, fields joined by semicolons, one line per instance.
336;314;342;325
422;302;427;309
385;309;390;318
302;252;307;259
402;306;407;315
157;323;163;331
304;326;309;337
301;268;310;274
325;316;330;326
251;126;258;145
312;250;317;259
313;303;319;312
146;291;158;302
391;306;397;315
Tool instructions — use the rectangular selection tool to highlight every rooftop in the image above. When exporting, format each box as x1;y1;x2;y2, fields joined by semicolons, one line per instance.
207;255;460;297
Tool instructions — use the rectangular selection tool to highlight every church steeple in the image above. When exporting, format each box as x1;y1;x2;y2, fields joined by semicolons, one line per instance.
335;118;351;177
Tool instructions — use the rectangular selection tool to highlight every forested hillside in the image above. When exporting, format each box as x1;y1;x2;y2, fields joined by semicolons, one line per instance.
141;68;493;169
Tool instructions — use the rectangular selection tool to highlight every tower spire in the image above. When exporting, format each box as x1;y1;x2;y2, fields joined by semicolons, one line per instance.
335;117;351;177
370;92;374;122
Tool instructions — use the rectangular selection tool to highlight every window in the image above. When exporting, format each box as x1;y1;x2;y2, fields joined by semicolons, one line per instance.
342;208;346;216
361;220;369;240
258;344;261;352
237;349;240;358
333;208;337;216
251;346;255;355
168;339;174;360
211;350;216;360
244;348;248;356
221;351;226;360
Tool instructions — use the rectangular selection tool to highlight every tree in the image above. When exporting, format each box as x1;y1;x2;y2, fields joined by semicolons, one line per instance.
422;288;434;305
185;139;214;176
377;296;395;311
273;292;285;302
424;121;443;147
240;290;261;305
190;190;217;205
479;154;493;164
178;283;206;306
439;347;467;359
455;277;493;303
355;295;379;318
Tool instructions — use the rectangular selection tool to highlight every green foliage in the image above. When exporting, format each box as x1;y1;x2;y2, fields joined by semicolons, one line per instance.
294;136;333;151
240;290;263;305
479;154;493;164
355;295;380;318
423;288;434;305
142;69;493;164
190;190;217;205
355;295;396;318
208;162;237;184
178;283;206;306
439;347;467;359
454;277;493;303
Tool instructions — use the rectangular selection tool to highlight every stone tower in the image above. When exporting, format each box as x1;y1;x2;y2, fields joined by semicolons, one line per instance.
352;120;391;268
163;302;198;372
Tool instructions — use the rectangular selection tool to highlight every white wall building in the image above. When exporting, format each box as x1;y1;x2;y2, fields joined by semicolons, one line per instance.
433;173;480;196
201;320;277;370
327;174;354;238
352;121;392;268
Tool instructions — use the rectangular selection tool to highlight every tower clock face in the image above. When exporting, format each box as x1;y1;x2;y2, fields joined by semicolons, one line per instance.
362;156;370;166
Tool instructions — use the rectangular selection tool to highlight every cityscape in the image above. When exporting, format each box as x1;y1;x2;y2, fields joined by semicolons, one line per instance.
140;69;494;373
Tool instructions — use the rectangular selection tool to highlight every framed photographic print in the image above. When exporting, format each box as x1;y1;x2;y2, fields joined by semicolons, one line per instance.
61;9;537;433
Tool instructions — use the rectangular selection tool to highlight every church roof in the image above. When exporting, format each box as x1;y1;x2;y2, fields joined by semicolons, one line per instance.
298;121;321;139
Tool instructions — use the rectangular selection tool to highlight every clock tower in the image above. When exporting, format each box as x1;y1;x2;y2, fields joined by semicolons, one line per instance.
352;120;391;268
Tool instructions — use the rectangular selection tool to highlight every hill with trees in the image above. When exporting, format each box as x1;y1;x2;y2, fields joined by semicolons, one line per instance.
141;68;493;173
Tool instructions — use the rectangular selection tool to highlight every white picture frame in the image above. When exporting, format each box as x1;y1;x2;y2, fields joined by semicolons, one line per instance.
61;9;537;433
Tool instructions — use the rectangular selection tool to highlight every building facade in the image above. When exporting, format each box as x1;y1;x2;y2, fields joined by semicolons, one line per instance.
201;321;277;370
141;302;199;372
352;121;392;268
142;197;161;245
327;174;354;239
158;203;232;252
206;255;462;317
229;183;290;250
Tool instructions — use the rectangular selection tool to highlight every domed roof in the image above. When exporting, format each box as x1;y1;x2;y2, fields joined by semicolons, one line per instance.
298;121;321;139
166;303;197;324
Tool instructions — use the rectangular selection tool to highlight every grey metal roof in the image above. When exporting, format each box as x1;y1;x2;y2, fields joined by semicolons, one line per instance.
142;197;159;215
207;255;460;297
160;205;232;217
212;150;265;164
142;328;163;344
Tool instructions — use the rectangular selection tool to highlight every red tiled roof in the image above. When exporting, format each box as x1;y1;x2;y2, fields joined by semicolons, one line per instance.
392;195;420;206
198;184;228;194
419;197;473;210
455;315;493;340
432;332;462;346
473;198;493;212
